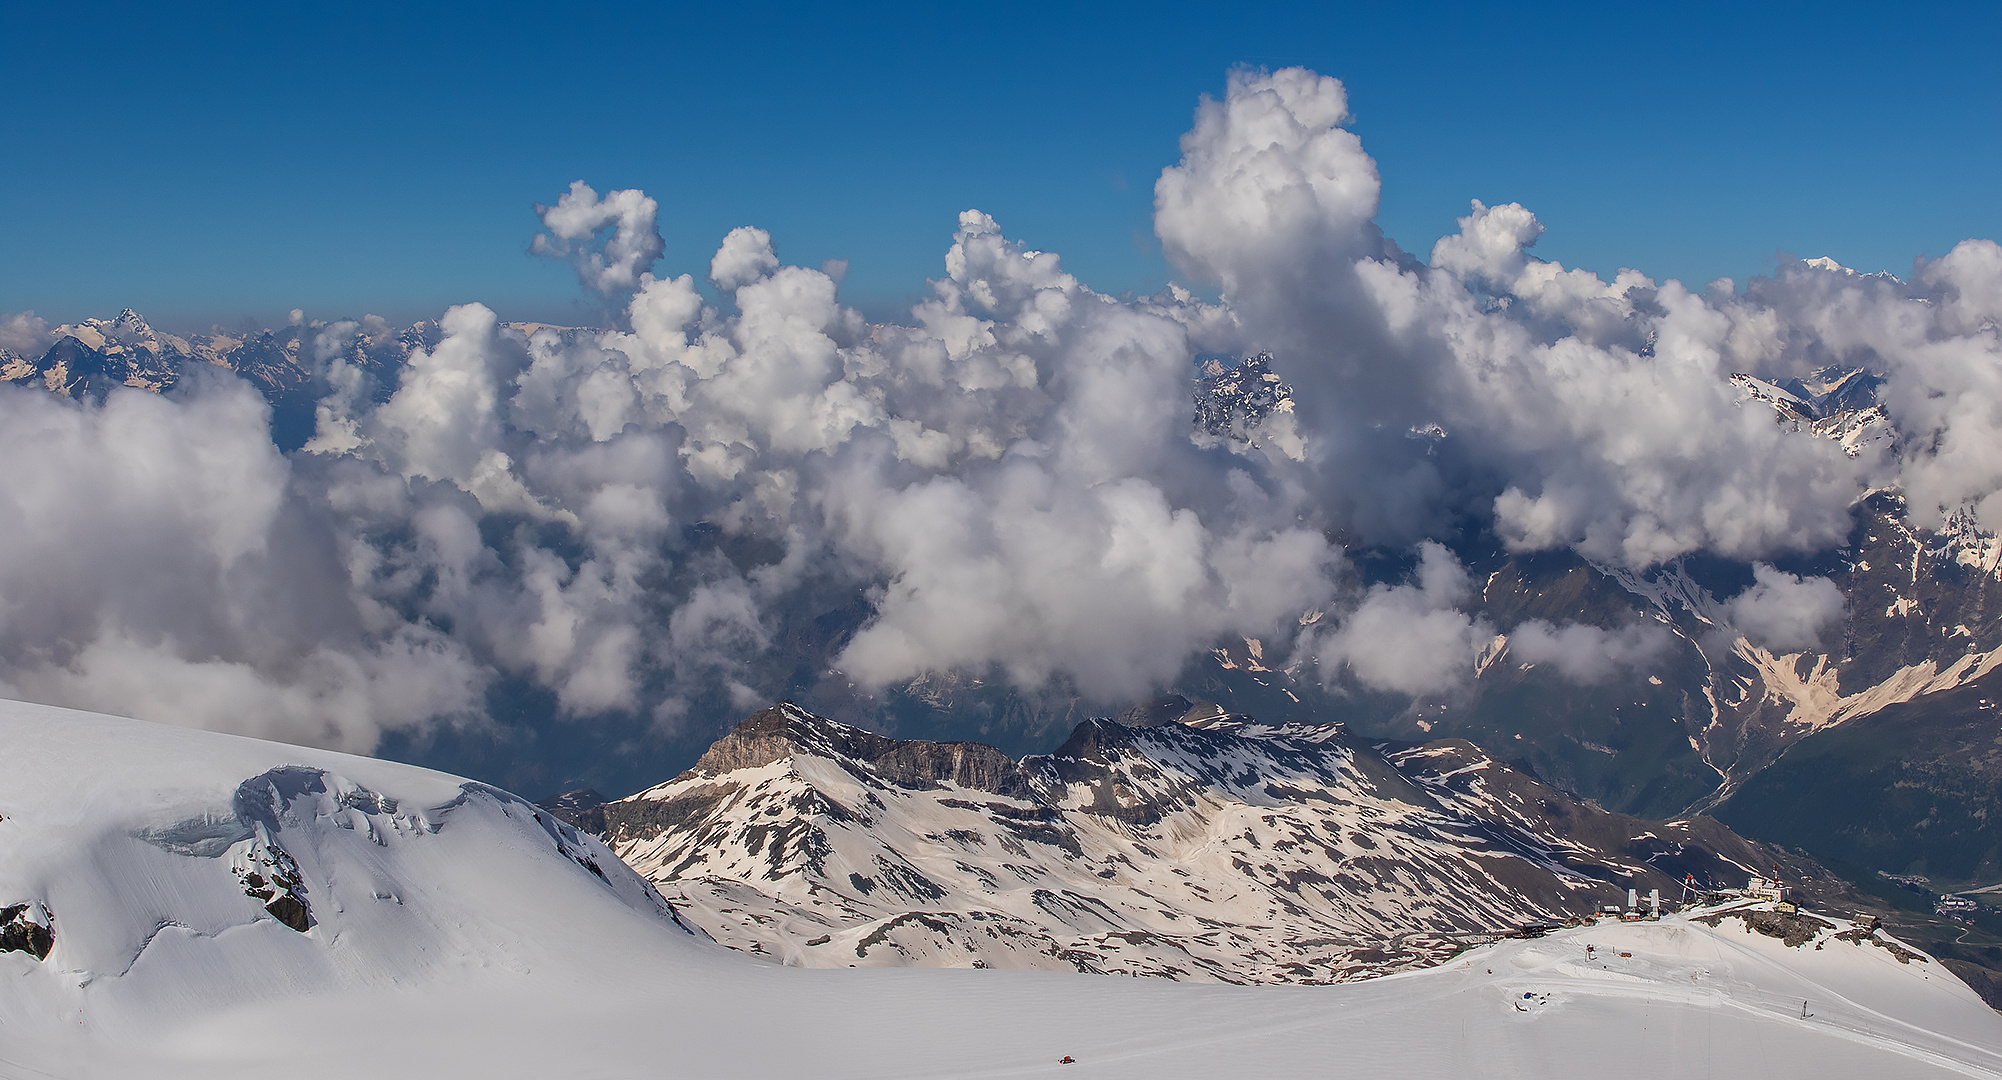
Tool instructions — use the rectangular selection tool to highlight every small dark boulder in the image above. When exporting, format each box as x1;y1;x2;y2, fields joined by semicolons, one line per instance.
265;895;313;933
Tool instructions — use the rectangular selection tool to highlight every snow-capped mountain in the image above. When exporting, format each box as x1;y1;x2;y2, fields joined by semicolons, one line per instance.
2;309;441;447
1194;351;1295;443
1731;366;1893;458
591;700;1781;982
0;310;188;399
6;698;1999;1079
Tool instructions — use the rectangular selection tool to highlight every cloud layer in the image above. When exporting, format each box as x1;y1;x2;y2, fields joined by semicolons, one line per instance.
2;66;1998;758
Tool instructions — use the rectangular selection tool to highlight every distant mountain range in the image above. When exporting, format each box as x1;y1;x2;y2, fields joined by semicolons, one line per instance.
13;307;2002;999
0;308;426;448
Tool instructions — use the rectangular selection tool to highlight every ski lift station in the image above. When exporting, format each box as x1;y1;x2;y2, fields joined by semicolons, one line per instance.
1747;876;1792;903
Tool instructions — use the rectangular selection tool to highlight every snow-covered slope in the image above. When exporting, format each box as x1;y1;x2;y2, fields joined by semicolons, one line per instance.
1730;364;1892;459
0;697;702;1076
601;702;1782;981
3;698;2000;1079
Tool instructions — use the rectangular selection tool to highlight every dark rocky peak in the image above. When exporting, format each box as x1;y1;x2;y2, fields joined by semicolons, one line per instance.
0;902;55;961
687;702;1035;799
1043;716;1141;764
870;739;1035;800
40;335;105;368
25;336;128;401
688;702;903;774
681;702;822;775
399;321;444;352
1027;717;1178;824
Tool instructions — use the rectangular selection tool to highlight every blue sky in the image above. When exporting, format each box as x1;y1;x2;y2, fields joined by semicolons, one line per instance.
4;0;1997;331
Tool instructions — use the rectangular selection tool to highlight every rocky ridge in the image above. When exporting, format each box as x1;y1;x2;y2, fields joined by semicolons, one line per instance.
578;700;1778;983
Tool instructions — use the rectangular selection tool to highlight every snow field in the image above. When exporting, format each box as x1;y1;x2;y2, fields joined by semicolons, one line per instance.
2;699;1999;1079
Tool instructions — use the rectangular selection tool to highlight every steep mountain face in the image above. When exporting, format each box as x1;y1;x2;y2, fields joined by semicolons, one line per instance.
595;702;1777;982
1616;372;1997;799
1577;499;2000;803
1276;368;2002;824
1716;666;2002;884
1346;534;1976;822
1399;551;1724;817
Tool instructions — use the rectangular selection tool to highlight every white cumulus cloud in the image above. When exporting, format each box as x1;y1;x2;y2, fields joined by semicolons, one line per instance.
9;63;2002;759
1720;565;1845;653
531;180;667;295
